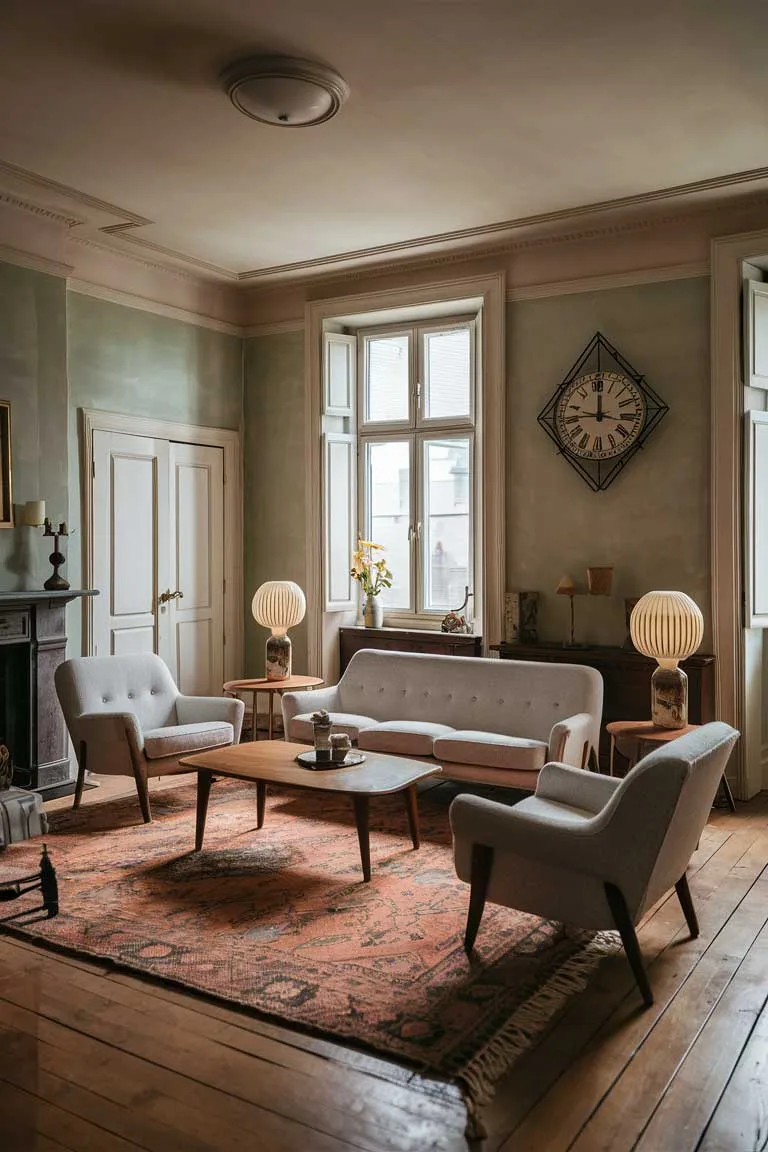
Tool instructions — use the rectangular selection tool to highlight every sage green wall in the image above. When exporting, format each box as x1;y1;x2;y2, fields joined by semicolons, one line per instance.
244;331;307;675
0;263;68;589
66;293;243;652
507;277;711;648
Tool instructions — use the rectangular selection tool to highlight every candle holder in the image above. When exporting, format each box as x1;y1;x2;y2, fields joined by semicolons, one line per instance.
42;518;70;592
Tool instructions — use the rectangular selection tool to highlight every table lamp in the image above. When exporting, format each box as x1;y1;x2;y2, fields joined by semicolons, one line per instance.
630;591;704;729
252;581;306;681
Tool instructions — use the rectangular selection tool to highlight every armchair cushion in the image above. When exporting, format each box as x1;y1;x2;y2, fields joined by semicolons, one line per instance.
434;730;548;774
143;722;234;760
357;720;454;757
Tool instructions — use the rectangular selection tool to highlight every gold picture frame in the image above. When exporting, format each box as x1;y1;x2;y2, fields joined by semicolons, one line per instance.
0;401;13;528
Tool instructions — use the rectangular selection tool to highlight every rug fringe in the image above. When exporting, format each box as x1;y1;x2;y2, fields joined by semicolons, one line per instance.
459;929;620;1124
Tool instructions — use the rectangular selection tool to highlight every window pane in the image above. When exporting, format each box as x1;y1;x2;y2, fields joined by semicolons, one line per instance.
365;334;409;423
423;327;471;420
423;438;471;611
367;440;411;610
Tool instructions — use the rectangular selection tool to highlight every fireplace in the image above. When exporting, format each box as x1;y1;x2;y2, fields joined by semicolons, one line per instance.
0;590;96;796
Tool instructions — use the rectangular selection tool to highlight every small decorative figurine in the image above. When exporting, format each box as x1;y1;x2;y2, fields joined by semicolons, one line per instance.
441;586;473;634
311;709;333;762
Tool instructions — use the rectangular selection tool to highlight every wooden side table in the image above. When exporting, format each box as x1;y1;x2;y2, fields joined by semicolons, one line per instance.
606;720;736;811
223;676;323;741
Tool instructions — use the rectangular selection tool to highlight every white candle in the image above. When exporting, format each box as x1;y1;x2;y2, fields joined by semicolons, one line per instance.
23;500;45;527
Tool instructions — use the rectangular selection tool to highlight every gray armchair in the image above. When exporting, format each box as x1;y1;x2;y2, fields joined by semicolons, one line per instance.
450;722;739;1006
55;654;244;823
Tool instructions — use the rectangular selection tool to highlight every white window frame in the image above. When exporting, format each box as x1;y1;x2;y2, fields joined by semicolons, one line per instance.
357;315;478;625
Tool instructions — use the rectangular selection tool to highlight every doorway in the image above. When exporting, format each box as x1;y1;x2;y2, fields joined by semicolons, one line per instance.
81;409;243;688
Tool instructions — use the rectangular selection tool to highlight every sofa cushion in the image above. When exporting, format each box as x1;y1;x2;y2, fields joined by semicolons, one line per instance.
143;722;233;760
288;712;376;744
433;730;548;774
358;720;454;757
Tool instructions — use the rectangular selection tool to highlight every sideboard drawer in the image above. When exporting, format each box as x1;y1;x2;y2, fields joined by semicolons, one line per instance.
0;611;30;644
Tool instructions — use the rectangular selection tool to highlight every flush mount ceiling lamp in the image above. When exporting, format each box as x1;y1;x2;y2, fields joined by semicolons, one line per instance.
222;55;349;127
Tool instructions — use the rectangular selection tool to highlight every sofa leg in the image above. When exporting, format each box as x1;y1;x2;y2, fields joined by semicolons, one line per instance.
133;763;152;824
674;873;700;939
73;743;87;810
464;844;494;954
604;881;653;1007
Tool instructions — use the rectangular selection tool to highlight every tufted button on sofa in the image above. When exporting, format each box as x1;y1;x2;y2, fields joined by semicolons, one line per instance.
55;654;244;824
282;649;603;791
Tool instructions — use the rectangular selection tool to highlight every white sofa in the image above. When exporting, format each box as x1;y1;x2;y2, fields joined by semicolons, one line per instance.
281;649;603;790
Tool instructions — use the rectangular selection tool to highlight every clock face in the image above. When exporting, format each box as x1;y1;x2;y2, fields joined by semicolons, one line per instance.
554;372;646;460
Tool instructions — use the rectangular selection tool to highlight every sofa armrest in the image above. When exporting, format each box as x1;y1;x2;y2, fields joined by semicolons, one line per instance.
77;711;144;754
281;685;341;730
548;711;595;768
176;695;244;742
536;761;622;814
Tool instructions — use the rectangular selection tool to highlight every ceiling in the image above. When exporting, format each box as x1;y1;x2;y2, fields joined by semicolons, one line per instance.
1;0;767;280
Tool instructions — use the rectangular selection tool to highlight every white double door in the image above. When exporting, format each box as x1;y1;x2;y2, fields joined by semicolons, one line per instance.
92;430;224;695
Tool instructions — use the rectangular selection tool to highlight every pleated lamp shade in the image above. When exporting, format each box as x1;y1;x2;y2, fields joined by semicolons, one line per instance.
252;581;306;635
252;581;306;681
630;591;703;670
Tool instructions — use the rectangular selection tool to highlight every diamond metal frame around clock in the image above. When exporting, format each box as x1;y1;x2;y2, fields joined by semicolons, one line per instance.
537;332;668;492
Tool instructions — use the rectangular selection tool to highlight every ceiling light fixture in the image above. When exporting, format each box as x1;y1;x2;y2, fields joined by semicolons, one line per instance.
221;55;349;128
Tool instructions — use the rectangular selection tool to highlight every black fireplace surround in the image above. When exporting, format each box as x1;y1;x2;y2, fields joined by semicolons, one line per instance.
0;590;96;797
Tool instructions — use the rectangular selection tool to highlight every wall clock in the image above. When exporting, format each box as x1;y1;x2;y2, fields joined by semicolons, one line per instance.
537;332;668;492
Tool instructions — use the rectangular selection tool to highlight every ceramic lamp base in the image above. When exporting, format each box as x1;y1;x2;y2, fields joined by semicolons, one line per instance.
651;665;688;729
265;634;291;681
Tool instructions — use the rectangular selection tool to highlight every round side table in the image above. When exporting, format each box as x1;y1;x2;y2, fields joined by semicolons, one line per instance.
223;675;323;741
605;720;735;811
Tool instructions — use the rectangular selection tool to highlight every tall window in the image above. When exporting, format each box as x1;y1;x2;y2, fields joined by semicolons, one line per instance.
358;318;476;620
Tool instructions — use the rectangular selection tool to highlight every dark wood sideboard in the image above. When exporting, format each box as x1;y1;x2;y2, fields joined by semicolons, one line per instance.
492;642;715;772
339;626;482;674
0;589;97;796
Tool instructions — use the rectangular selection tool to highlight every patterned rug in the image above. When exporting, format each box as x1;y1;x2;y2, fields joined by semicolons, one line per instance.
0;778;616;1126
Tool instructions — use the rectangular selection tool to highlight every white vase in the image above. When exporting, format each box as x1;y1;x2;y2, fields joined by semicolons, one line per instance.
363;594;383;628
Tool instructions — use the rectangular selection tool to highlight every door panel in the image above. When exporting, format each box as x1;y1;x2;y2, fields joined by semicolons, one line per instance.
168;442;224;694
92;431;169;660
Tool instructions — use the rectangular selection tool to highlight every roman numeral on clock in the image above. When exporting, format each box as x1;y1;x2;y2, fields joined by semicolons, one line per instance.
594;436;603;451
617;425;629;438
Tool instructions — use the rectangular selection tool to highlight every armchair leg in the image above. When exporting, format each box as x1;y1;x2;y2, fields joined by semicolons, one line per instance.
674;873;700;938
73;743;87;810
132;762;152;824
464;844;494;954
604;882;654;1007
719;773;736;813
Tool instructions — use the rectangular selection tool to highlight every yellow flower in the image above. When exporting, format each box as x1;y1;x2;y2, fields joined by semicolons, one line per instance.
358;539;384;551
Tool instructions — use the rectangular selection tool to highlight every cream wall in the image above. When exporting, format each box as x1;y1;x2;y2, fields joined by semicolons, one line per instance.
244;331;308;675
507;277;711;649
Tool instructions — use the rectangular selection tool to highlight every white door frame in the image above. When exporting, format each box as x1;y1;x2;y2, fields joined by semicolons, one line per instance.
80;408;243;682
711;227;768;798
304;272;506;679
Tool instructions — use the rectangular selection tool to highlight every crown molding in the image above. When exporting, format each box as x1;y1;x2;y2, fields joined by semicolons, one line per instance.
506;260;710;302
67;279;243;336
0;159;150;229
0;242;73;279
243;318;305;338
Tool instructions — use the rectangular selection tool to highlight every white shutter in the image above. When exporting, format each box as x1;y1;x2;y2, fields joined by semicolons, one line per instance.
324;332;356;416
745;410;768;626
323;432;357;611
744;281;768;390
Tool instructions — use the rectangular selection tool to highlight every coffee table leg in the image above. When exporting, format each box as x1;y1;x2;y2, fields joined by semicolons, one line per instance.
195;770;213;851
257;781;266;829
352;795;371;882
403;784;420;849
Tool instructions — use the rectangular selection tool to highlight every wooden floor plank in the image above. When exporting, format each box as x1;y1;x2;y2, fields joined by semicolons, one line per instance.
493;831;768;1151
698;991;768;1151
0;968;464;1152
0;1079;146;1152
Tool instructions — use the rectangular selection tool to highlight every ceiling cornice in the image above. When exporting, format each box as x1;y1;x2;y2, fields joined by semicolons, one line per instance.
1;157;768;292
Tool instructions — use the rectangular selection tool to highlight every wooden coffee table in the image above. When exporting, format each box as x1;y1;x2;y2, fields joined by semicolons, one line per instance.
180;741;441;881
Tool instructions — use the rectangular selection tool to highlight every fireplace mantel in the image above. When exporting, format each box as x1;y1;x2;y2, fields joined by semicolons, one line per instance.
0;589;97;796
